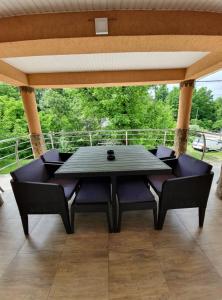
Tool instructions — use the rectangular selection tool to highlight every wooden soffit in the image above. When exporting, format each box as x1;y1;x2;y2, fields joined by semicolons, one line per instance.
0;10;222;87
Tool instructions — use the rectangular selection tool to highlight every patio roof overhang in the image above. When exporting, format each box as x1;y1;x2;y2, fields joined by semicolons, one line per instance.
0;6;222;87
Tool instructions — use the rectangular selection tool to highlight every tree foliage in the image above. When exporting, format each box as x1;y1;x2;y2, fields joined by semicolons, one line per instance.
0;81;221;140
38;85;175;132
0;96;27;138
166;85;221;131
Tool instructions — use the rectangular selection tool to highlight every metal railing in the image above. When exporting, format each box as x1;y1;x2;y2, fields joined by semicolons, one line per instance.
0;129;221;173
44;129;176;152
0;135;33;172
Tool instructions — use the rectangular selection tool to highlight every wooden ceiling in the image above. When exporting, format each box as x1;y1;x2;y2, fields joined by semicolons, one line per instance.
0;8;221;87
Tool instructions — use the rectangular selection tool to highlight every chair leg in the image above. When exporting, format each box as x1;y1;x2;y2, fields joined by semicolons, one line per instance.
60;212;72;234
20;213;29;235
117;210;122;233
157;209;167;230
199;206;206;227
112;196;119;233
70;205;75;233
107;203;113;233
153;207;158;229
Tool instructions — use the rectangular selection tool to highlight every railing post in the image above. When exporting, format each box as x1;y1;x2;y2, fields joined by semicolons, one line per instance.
89;132;93;146
15;138;20;167
0;184;4;205
0;192;3;206
163;130;167;145
49;132;54;149
125;131;128;145
201;132;206;161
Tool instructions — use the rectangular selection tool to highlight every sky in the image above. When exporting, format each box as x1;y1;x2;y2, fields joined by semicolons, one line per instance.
168;70;222;99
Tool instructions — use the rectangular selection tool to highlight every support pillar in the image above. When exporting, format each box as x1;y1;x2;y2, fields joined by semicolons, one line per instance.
174;80;194;156
20;86;46;158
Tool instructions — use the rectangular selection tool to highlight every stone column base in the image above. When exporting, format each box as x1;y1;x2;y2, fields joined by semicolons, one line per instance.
216;165;222;200
174;128;189;157
30;134;46;158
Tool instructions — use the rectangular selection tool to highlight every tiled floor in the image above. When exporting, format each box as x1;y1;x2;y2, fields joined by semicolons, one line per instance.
0;166;222;299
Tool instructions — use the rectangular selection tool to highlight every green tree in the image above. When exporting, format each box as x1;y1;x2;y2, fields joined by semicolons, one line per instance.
72;86;175;130
0;83;20;99
0;96;27;138
166;86;180;119
39;89;83;132
191;87;216;129
212;97;222;131
166;86;219;131
154;85;169;102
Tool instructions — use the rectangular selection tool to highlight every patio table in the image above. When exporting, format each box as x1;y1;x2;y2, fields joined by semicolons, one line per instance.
55;145;172;231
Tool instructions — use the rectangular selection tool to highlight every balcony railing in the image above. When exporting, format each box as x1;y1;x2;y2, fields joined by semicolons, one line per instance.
0;129;221;173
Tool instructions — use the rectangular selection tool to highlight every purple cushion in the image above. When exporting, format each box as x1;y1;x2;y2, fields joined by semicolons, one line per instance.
156;146;175;159
175;154;212;177
47;178;79;199
117;179;155;203
11;159;49;183
148;174;176;195
75;180;111;204
41;149;63;163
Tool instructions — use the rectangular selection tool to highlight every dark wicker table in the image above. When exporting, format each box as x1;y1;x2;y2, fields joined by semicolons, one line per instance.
55;145;172;231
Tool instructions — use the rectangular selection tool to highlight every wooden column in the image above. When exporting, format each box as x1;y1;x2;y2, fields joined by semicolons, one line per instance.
174;80;194;156
20;86;46;158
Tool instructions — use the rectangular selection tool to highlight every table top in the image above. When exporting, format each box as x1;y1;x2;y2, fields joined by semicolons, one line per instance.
55;145;172;178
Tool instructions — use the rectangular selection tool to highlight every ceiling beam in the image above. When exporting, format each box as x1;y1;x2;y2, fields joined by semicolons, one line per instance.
0;36;221;58
0;60;28;86
1;11;222;43
28;69;186;88
185;52;222;79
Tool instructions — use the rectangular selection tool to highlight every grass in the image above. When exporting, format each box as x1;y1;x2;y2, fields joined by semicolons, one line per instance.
0;159;32;175
187;145;222;163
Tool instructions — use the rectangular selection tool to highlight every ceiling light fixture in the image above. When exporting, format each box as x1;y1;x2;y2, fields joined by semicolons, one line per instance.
95;18;108;35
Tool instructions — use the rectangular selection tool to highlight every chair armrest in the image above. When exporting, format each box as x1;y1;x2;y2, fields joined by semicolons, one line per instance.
59;152;72;161
11;180;68;214
149;148;157;155
160;172;214;210
162;158;178;169
159;156;176;161
44;163;62;176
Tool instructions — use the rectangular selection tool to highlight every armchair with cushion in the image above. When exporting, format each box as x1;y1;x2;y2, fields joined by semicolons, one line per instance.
149;145;175;160
40;149;72;165
10;158;78;235
148;154;214;229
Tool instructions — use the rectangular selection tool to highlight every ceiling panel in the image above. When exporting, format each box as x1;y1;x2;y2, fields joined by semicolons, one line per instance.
0;0;221;17
2;52;208;74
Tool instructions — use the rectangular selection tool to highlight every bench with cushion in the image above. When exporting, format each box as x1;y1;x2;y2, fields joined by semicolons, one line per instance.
149;145;175;160
148;154;214;229
71;178;112;232
11;158;78;235
41;149;72;165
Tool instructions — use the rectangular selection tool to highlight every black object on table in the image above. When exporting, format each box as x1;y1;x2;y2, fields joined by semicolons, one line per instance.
107;154;115;161
107;149;114;155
